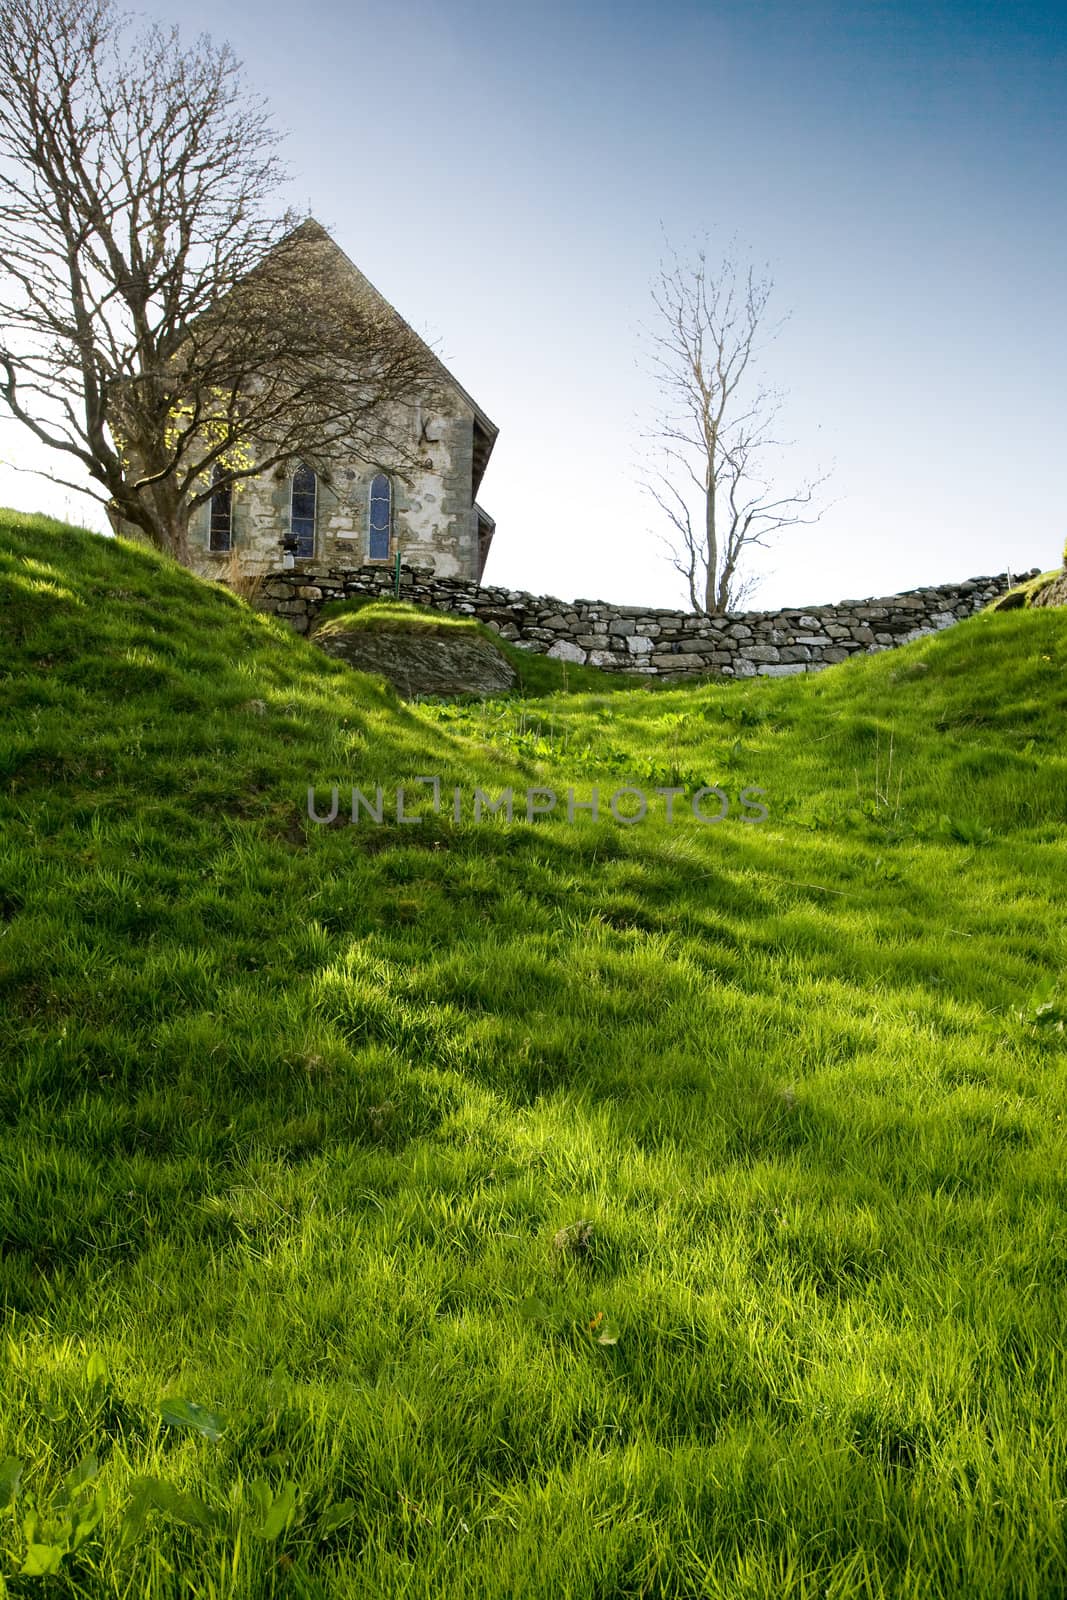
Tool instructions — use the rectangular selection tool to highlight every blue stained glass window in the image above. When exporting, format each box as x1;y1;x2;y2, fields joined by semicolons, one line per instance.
291;464;316;558
369;474;391;560
208;467;232;552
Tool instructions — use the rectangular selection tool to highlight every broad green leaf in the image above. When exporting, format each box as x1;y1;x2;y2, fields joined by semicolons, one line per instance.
158;1397;226;1441
119;1480;155;1548
84;1351;108;1387
155;1484;216;1533
0;1457;22;1510
72;1501;105;1548
257;1481;297;1541
22;1542;65;1576
120;1476;216;1543
248;1479;272;1519
63;1452;99;1499
320;1499;357;1535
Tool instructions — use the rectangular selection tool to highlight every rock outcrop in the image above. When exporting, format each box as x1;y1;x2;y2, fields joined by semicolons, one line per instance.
315;625;516;699
1029;573;1067;608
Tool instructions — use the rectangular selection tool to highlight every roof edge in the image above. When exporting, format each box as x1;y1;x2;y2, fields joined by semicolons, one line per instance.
290;218;499;448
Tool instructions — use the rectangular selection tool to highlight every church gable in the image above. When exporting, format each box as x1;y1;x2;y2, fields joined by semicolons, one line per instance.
186;220;497;586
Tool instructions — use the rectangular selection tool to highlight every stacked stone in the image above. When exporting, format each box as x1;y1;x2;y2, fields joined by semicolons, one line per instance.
253;566;1037;677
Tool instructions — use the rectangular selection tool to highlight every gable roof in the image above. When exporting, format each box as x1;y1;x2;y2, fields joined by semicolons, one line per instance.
282;219;498;484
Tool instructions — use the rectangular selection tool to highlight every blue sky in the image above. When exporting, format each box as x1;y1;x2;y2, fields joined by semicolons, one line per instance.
2;0;1064;608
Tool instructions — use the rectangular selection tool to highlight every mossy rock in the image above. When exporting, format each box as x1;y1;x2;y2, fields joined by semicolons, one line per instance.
1029;572;1067;609
990;569;1065;611
315;623;517;698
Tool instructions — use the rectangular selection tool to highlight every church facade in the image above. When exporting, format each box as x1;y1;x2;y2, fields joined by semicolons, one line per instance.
183;224;498;585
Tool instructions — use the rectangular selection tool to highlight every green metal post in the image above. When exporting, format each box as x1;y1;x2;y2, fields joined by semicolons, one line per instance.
394;549;401;599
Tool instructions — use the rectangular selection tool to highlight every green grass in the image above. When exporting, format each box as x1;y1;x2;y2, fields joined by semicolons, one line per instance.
1;509;1066;1599
314;598;485;633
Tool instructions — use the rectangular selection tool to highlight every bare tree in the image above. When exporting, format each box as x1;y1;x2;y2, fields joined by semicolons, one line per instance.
0;0;433;564
642;243;828;614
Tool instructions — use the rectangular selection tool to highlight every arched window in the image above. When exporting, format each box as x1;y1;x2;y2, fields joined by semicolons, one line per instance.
291;464;317;558
368;473;391;560
208;466;232;553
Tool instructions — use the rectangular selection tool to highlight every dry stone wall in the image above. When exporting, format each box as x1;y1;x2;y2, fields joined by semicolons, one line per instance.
257;564;1038;679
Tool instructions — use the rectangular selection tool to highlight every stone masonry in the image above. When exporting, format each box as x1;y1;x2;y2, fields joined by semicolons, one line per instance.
119;222;499;588
254;565;1040;679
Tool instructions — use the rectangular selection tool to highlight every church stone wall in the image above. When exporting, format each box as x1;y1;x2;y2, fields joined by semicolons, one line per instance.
184;403;481;584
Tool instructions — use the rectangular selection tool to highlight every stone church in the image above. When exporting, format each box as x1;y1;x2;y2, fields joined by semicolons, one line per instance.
184;222;498;585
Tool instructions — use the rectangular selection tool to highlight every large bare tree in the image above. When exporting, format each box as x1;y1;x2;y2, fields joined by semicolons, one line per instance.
0;0;433;564
642;243;828;613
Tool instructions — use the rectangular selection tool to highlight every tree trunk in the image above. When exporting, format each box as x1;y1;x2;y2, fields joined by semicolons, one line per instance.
163;509;192;567
149;496;192;565
716;564;734;613
144;460;193;566
703;464;719;613
112;463;195;565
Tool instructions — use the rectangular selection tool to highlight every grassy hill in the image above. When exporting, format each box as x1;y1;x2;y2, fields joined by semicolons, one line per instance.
1;510;1065;1599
